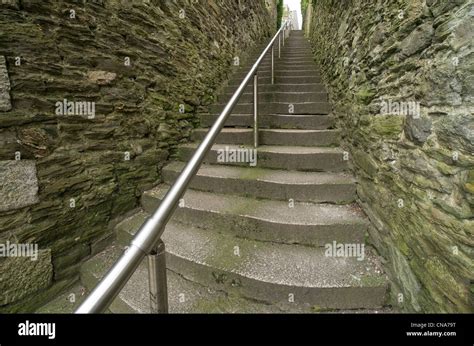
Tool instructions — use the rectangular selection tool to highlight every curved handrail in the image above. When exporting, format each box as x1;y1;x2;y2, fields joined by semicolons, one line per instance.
75;20;289;313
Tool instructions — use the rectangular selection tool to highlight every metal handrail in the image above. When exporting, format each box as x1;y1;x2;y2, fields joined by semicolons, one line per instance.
75;20;290;314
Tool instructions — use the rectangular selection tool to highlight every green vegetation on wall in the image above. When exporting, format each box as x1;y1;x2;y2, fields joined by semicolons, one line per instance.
277;0;284;28
301;0;316;15
305;0;473;313
0;0;274;312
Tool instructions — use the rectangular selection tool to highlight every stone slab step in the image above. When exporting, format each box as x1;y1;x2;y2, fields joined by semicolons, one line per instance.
192;128;339;147
81;243;284;313
280;50;312;53
252;56;315;63
177;143;348;172
256;63;319;70
218;91;327;103
232;70;321;79
259;128;339;146
200;113;332;130
228;75;323;85
141;185;367;246
222;83;326;94
282;46;312;50
277;53;314;57
247;50;313;57
162;161;356;204
210;101;331;115
239;62;319;70
259;59;316;65
281;53;313;55
116;220;386;310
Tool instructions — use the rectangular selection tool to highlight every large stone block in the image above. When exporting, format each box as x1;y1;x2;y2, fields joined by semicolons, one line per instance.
0;249;53;306
0;160;39;212
0;56;11;112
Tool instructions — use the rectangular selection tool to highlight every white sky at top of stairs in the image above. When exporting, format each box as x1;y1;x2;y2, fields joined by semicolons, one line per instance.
284;0;303;30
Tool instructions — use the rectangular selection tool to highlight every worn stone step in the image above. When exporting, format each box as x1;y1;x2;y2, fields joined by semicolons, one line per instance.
282;46;311;49
282;52;312;54
192;128;254;144
277;56;314;60
200;113;332;130
81;243;285;313
162;161;356;204
246;55;314;63
210;101;330;115
242;61;318;69
257;63;319;70
260;128;339;146
282;47;312;51
141;186;367;246
218;91;327;103
222;83;326;94
252;54;314;60
234;58;310;65
280;50;312;54
122;220;386;310
177;143;348;171
192;128;339;147
228;75;323;85
232;70;321;80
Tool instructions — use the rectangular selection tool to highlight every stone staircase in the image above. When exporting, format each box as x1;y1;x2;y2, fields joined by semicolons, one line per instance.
80;31;389;313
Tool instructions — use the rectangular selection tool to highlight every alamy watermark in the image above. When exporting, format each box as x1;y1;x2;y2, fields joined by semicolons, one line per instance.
55;98;95;119
0;241;38;261
324;241;365;261
18;320;55;340
380;99;420;118
217;146;257;167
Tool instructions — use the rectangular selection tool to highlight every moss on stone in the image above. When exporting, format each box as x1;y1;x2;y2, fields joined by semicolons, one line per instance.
356;87;376;105
371;115;405;138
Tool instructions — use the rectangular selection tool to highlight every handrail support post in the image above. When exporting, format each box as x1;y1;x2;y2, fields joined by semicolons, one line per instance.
271;45;275;84
148;239;168;313
253;73;258;148
278;34;281;59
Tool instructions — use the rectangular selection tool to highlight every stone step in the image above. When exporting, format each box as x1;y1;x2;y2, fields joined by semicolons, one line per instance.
232;70;321;79
192;128;339;147
116;219;387;310
218;91;327;103
81;243;285;313
259;128;339;146
278;51;313;56
242;59;317;66
247;54;314;61
282;47;312;50
256;63;319;70
141;186;367;246
177;143;348;172
200;113;333;129
209;101;331;115
162;161;356;204
279;50;312;54
276;56;314;61
256;53;317;61
228;75;323;85
282;46;311;49
222;83;326;94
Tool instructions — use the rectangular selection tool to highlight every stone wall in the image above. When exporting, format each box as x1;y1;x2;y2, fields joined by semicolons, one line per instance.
305;0;473;312
0;0;275;312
